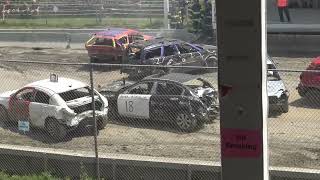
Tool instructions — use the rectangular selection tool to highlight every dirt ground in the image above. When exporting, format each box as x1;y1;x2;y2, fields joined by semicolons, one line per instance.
0;46;319;170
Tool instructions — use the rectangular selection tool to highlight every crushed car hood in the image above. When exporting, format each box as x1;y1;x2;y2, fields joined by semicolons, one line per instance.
267;80;286;97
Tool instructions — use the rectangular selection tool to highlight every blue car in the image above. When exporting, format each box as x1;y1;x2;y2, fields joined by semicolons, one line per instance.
121;38;218;79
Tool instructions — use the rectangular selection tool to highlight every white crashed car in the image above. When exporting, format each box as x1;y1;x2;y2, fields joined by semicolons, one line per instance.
267;56;289;113
0;75;108;140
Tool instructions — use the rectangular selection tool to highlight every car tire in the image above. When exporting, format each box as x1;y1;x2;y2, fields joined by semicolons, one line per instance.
175;112;198;132
297;87;306;97
280;101;289;113
97;117;108;130
203;56;218;73
0;106;10;126
45;118;67;141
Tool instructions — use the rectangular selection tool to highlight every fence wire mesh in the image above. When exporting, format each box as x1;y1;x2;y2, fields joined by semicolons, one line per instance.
0;56;319;179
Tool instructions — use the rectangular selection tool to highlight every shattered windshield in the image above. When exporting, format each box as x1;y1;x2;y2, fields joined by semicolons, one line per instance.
59;87;92;102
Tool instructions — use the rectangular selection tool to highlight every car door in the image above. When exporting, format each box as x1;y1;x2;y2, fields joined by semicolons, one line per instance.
29;90;56;128
8;87;35;122
143;46;163;65
150;81;187;121
162;44;182;66
86;37;115;57
176;43;203;67
117;82;154;119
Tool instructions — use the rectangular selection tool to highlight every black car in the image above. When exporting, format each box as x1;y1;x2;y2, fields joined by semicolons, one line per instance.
99;73;219;132
121;38;217;79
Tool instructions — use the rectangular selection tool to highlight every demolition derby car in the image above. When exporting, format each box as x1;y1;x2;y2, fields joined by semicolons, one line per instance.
0;75;108;140
85;28;153;62
267;56;289;113
297;56;320;98
99;73;219;132
121;38;218;79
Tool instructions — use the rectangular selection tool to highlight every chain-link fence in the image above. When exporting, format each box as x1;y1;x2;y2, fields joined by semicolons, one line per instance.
0;58;319;178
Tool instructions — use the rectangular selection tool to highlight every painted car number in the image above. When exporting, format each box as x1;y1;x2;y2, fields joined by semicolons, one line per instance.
118;94;151;119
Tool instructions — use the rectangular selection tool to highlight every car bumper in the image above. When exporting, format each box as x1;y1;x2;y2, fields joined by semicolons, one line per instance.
67;109;108;128
268;96;288;108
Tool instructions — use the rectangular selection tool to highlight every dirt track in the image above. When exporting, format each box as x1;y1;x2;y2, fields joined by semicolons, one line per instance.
0;46;319;170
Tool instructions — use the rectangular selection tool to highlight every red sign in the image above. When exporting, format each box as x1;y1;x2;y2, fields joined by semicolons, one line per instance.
221;128;262;158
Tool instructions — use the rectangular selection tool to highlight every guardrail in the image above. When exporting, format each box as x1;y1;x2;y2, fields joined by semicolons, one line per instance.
0;144;319;180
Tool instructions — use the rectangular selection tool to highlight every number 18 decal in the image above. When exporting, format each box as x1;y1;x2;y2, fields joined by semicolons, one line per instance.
125;101;134;112
118;94;151;119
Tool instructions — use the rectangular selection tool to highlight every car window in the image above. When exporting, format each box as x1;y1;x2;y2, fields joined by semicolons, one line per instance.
34;91;50;104
156;82;183;96
117;36;128;45
163;45;178;56
133;35;144;41
176;43;198;54
94;38;113;46
59;87;92;102
129;35;144;43
126;82;154;95
15;88;34;102
145;47;162;59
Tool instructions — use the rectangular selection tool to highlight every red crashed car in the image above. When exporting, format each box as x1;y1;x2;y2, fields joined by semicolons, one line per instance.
85;28;153;62
297;56;320;97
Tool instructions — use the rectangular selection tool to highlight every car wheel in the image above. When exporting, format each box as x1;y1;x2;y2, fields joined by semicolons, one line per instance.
175;113;198;132
204;56;218;72
0;106;10;126
297;88;306;97
97;117;108;130
205;56;217;66
280;101;289;113
45;118;67;141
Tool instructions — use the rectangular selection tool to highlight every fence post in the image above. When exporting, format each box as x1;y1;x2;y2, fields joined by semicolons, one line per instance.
66;33;71;49
90;63;100;180
164;0;170;29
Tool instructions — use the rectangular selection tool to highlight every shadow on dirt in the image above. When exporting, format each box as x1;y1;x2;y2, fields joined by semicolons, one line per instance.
290;97;320;109
268;109;285;118
0;122;96;144
77;61;122;73
108;116;205;134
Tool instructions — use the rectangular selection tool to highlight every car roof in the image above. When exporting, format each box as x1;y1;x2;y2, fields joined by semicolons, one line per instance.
94;28;139;39
26;78;87;94
144;73;198;84
130;38;182;49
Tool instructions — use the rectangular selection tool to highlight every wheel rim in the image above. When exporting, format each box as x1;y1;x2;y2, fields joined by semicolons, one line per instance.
176;113;193;130
205;56;217;67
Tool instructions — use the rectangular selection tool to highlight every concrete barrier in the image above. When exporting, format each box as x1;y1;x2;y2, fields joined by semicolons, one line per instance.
0;29;319;56
0;144;319;180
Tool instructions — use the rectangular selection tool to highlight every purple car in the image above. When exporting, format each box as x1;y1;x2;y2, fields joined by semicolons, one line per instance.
121;38;218;79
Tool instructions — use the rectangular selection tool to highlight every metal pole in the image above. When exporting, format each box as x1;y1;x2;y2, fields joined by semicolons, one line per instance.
99;0;102;23
90;64;100;180
216;0;269;179
163;0;170;29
